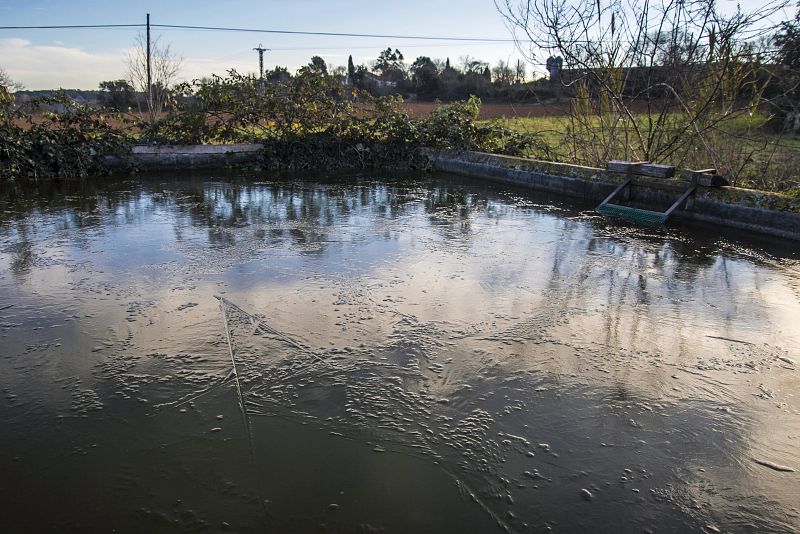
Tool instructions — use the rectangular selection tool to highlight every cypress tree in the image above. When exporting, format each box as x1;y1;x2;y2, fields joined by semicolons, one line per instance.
347;55;355;79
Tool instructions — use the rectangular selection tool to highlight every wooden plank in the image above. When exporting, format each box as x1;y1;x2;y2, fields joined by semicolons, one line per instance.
607;160;675;178
664;186;696;218
680;169;729;187
598;179;632;207
697;174;728;187
607;160;644;174
637;163;676;178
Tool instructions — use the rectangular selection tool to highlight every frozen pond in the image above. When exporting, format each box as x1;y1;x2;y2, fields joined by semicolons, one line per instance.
1;172;799;533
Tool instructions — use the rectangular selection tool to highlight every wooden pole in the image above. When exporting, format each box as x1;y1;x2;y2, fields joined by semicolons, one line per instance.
598;179;631;207
146;13;152;119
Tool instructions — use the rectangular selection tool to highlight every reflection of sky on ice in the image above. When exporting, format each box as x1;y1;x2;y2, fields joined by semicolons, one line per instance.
0;173;799;533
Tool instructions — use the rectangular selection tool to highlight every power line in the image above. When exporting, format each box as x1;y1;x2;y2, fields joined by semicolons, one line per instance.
268;42;507;51
1;20;779;52
0;21;515;42
150;23;516;42
0;24;143;29
199;41;501;63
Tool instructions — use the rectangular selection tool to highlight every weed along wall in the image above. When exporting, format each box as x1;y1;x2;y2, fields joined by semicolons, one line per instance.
111;143;800;242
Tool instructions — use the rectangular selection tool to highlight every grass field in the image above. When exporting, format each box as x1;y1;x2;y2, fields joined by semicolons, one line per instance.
403;102;573;120
471;111;800;194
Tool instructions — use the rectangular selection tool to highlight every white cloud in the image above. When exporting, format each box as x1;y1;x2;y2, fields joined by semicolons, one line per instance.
0;38;127;89
0;38;259;90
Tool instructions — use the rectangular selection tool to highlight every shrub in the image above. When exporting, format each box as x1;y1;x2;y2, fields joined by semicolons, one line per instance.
1;72;549;180
1;91;132;180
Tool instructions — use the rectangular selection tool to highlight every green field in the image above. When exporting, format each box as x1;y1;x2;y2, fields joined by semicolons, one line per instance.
481;113;800;195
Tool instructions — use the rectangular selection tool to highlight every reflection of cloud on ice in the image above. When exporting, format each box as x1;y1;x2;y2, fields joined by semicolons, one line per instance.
0;37;255;90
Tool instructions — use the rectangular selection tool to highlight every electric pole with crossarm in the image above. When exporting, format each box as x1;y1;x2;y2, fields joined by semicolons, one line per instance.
253;43;269;92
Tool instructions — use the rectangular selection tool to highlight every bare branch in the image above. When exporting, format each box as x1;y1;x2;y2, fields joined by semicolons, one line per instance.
125;33;183;120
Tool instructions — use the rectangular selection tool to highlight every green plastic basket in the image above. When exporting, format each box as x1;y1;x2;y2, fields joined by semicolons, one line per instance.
596;203;668;227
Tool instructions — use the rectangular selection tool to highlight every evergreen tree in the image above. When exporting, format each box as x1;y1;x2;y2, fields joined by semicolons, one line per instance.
347;55;356;79
373;47;406;82
309;56;328;75
297;57;328;77
776;2;800;67
410;56;440;99
99;79;136;111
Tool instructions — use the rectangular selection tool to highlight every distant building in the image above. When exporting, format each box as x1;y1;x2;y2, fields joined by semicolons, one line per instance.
546;57;563;82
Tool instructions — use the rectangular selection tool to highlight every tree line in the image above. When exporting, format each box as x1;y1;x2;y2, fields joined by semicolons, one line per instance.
90;47;552;113
340;48;538;102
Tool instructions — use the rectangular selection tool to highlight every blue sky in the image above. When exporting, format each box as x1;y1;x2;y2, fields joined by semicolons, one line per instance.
0;0;525;89
0;0;793;89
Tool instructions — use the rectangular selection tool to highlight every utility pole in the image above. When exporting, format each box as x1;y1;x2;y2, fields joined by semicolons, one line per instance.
146;13;152;119
253;43;269;92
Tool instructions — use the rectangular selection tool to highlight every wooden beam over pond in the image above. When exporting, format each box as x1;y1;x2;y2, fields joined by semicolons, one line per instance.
607;160;676;179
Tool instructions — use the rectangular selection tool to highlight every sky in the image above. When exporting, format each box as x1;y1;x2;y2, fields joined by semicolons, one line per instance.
0;0;794;90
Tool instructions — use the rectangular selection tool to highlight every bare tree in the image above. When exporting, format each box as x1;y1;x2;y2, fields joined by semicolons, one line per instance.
125;33;182;120
0;68;24;92
460;55;489;75
496;0;787;180
492;59;514;85
514;59;526;84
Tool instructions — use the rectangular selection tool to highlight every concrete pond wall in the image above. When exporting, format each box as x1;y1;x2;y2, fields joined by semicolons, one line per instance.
111;144;800;242
116;144;265;170
422;149;800;242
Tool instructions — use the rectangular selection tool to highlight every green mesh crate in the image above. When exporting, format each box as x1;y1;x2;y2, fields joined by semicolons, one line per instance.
595;203;668;227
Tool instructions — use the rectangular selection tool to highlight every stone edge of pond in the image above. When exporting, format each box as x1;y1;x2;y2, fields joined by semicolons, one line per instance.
102;143;800;242
422;148;800;242
102;143;265;170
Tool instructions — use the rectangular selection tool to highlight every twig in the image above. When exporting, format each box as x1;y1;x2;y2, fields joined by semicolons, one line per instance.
219;297;255;444
217;297;271;526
